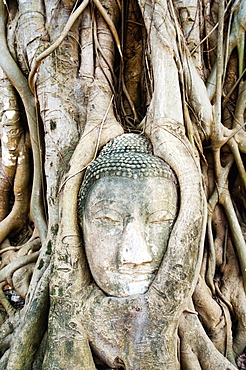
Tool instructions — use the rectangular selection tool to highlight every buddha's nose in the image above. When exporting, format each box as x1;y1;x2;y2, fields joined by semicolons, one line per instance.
120;220;152;266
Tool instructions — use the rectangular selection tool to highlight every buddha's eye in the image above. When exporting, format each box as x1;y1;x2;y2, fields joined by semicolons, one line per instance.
93;209;123;227
96;216;120;225
148;210;174;224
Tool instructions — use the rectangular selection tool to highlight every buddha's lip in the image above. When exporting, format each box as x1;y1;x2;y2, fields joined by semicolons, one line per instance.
108;266;157;275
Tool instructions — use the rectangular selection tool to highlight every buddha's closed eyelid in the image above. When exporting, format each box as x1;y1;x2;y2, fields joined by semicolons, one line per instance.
92;208;123;223
147;210;175;223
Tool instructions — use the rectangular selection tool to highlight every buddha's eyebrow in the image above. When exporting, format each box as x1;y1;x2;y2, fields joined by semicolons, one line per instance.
89;199;125;210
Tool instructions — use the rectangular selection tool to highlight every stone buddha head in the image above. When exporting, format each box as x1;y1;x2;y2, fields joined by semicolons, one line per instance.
78;134;178;297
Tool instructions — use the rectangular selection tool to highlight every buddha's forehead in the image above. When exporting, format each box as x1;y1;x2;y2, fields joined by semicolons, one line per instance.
85;176;178;215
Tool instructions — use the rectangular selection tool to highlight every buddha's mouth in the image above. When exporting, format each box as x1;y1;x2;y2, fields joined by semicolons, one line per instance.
108;266;157;276
94;267;157;297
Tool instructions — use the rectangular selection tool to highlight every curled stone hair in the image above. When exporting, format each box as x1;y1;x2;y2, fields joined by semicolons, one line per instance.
78;133;177;215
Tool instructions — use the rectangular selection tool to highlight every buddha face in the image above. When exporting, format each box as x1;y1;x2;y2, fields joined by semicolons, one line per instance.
82;176;178;297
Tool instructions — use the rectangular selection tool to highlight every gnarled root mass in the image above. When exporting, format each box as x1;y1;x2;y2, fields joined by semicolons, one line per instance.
0;0;246;369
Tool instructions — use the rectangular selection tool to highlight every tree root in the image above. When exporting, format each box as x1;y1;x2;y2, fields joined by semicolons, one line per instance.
0;310;21;359
193;275;227;354
0;0;47;244
0;312;20;343
219;239;246;357
12;264;35;298
220;191;246;292
92;0;122;58
0;252;39;285
0;68;31;244
0;136;30;245
4;264;49;370
179;310;238;369
28;0;90;94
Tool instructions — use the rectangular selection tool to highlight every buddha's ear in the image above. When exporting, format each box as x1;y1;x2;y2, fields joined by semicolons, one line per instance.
146;118;206;314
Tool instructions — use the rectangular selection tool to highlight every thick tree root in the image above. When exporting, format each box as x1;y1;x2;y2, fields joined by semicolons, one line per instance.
0;0;47;244
179;311;238;369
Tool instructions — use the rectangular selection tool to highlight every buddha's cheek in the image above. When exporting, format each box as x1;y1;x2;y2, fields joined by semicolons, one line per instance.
83;225;121;287
145;223;173;266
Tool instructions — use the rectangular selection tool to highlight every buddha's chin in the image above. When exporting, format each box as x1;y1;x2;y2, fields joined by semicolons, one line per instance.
96;272;155;298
